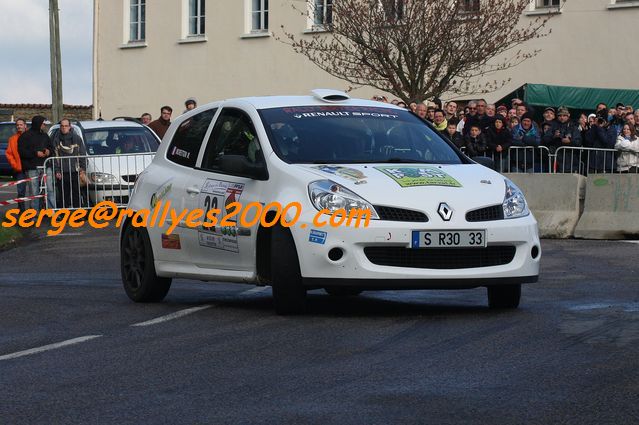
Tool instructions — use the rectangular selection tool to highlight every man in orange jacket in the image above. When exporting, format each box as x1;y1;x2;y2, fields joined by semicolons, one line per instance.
5;118;28;211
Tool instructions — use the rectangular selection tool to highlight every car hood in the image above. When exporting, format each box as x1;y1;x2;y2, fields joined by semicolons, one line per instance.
293;163;507;214
87;154;155;178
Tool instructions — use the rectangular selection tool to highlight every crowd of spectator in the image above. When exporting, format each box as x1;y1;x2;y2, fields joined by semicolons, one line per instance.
373;95;639;174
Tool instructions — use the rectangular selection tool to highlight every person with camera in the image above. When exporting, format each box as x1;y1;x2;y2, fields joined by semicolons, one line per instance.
584;111;615;173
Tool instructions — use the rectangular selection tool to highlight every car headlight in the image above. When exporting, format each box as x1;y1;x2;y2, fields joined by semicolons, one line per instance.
308;180;379;219
502;178;529;219
90;172;119;184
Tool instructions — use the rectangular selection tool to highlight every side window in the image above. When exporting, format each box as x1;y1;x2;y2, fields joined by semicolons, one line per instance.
166;108;217;167
201;108;262;171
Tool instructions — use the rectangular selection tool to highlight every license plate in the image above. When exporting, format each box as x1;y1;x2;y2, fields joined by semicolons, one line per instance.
411;230;486;248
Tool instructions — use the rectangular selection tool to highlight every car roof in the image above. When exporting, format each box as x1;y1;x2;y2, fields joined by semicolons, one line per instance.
72;120;145;130
204;95;405;111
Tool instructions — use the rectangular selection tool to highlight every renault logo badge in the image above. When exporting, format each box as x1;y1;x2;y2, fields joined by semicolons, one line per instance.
438;203;453;221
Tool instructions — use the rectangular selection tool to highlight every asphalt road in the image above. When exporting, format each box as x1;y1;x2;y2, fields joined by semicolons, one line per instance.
0;226;638;424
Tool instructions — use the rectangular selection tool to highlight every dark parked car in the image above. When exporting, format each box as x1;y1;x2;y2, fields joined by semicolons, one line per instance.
0;122;18;176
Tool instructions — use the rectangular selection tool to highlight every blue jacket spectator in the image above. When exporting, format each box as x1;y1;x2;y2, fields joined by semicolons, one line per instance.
511;113;540;172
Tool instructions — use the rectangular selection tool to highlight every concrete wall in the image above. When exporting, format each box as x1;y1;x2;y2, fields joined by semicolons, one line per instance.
505;173;586;238
575;174;639;239
0;104;93;123
94;0;639;119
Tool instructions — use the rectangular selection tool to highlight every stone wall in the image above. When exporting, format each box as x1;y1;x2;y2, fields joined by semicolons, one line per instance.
0;104;93;123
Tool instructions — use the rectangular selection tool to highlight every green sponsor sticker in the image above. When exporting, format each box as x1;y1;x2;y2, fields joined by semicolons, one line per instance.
374;166;462;188
593;178;608;187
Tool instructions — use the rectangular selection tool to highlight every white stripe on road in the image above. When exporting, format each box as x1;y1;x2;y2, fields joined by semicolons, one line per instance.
130;305;211;327
0;335;103;361
239;286;271;295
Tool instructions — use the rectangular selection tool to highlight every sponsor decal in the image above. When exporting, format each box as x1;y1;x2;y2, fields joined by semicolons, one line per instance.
374;166;462;188
309;229;327;245
283;106;400;120
313;165;367;184
161;233;181;249
171;146;191;159
150;180;173;208
480;180;492;185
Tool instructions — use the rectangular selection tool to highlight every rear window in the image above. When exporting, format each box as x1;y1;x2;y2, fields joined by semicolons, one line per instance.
259;106;462;165
166;108;217;167
83;127;160;155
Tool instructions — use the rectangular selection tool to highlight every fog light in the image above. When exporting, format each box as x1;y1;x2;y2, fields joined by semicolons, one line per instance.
328;248;344;262
531;246;539;259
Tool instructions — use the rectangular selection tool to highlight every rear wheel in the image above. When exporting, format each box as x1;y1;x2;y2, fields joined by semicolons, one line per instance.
271;226;306;315
325;287;363;297
487;284;521;309
121;225;172;302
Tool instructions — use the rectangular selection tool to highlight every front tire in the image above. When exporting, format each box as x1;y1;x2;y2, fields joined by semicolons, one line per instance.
121;225;172;302
271;226;306;315
487;284;521;309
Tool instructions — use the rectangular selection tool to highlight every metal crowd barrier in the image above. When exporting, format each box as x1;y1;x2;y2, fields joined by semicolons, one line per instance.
462;146;553;174
462;145;637;176
553;146;621;175
41;153;155;210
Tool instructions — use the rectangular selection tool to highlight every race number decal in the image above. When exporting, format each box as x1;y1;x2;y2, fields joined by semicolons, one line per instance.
198;179;245;253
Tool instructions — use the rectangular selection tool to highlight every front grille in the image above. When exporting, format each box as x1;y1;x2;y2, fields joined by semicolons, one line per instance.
364;246;516;269
121;174;138;183
466;205;504;222
374;205;428;222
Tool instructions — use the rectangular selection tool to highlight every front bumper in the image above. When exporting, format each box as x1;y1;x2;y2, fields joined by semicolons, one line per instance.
291;214;540;288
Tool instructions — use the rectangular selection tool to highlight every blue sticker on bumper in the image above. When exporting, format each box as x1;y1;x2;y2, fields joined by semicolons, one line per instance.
309;229;327;245
411;231;420;248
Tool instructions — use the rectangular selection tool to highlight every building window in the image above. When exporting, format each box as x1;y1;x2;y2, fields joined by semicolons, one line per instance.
252;0;269;32
381;0;405;21
537;0;560;6
129;0;145;41
314;0;333;26
189;0;205;35
461;0;480;12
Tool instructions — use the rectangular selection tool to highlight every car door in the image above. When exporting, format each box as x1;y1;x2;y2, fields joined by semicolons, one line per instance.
183;106;268;272
151;107;218;264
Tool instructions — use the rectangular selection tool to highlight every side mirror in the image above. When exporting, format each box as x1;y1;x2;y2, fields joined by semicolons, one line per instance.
472;156;496;171
217;155;268;180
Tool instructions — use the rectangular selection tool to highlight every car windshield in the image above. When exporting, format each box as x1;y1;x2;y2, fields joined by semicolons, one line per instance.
84;127;159;155
259;106;463;164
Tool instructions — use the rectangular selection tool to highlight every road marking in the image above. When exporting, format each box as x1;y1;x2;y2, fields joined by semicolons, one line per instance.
130;305;211;327
239;286;271;295
621;241;639;244
0;335;103;361
46;232;84;237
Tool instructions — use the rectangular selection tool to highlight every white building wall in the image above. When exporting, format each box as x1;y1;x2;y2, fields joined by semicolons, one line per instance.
94;0;639;119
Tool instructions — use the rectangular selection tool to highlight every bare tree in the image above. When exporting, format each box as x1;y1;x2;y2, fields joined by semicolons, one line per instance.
280;0;562;103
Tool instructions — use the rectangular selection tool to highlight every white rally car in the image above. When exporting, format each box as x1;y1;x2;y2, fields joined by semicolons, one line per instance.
120;90;540;314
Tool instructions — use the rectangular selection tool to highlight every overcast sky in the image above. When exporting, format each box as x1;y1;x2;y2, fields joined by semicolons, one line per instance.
0;0;92;105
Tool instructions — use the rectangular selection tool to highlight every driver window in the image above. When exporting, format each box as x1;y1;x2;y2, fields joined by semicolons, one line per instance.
201;108;262;170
